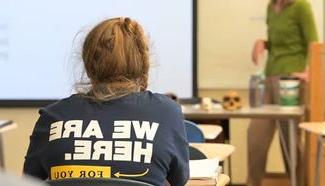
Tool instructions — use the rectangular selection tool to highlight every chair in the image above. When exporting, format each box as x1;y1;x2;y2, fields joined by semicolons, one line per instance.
299;122;325;186
189;143;235;162
47;178;153;186
189;146;207;160
184;120;205;143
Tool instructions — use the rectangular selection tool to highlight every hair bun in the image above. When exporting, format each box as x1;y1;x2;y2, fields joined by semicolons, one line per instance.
121;17;133;33
123;17;132;28
124;17;131;24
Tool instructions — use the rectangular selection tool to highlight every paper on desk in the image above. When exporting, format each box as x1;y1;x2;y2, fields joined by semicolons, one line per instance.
0;120;12;128
189;158;219;179
0;120;15;133
181;103;222;112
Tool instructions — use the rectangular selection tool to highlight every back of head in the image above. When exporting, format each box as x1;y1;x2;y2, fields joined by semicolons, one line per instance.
81;17;150;101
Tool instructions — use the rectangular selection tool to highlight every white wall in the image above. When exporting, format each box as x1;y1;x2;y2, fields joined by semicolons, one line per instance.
199;0;324;89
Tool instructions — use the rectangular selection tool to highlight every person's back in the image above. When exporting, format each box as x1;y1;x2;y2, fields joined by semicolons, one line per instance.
23;17;189;186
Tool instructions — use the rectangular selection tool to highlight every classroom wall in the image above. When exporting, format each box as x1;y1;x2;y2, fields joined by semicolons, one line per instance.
198;0;268;89
0;108;38;174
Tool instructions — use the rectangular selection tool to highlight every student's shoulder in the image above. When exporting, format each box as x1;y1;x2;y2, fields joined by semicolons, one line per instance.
40;94;85;116
143;91;182;113
45;94;82;109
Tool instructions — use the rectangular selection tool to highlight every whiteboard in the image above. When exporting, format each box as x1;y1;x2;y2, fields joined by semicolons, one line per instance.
0;0;194;101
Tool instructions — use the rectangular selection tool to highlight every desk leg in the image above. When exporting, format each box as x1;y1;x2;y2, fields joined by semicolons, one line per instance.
289;119;297;186
277;121;291;167
223;119;232;184
315;136;324;186
0;133;4;168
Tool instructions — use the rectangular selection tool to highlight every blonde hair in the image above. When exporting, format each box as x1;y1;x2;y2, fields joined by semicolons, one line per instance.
79;17;149;101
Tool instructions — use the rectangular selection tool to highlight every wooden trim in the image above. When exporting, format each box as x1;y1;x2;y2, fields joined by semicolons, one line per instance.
308;43;324;122
307;43;324;186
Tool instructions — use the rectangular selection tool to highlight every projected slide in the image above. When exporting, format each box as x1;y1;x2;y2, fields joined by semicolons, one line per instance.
0;0;193;101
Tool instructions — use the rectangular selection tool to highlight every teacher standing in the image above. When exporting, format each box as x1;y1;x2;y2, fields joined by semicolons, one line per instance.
247;0;318;186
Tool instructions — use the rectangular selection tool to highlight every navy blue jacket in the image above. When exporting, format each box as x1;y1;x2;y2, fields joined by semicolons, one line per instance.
23;91;189;186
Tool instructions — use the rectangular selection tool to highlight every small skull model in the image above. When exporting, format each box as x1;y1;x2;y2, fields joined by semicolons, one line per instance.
222;91;242;111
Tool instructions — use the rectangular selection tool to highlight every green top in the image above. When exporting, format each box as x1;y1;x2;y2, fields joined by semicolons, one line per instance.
265;0;318;76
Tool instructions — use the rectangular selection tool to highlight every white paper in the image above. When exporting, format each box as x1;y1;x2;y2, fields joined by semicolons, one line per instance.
189;158;220;179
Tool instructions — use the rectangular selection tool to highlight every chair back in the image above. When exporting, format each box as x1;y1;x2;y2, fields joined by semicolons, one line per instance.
47;178;153;186
189;146;207;160
184;120;205;143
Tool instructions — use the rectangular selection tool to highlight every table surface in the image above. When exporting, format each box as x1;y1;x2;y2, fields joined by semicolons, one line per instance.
186;174;230;186
299;122;325;135
184;104;303;186
0;120;16;133
182;104;305;120
198;125;223;140
190;143;235;161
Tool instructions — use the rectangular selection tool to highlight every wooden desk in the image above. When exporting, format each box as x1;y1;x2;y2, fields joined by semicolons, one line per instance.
198;125;223;140
182;104;304;120
182;104;305;186
187;174;230;186
190;143;235;161
299;122;325;186
299;122;325;135
217;174;230;186
0;120;15;168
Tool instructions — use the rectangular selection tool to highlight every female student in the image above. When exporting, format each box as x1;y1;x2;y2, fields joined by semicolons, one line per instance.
23;17;189;186
248;0;318;185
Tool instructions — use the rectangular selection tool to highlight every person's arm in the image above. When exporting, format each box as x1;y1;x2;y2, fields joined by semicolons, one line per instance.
252;39;267;65
292;1;318;81
252;4;270;65
297;1;318;43
23;109;53;180
166;108;189;186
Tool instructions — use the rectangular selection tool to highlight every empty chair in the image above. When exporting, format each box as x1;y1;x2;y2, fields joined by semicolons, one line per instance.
47;178;154;186
184;120;205;143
